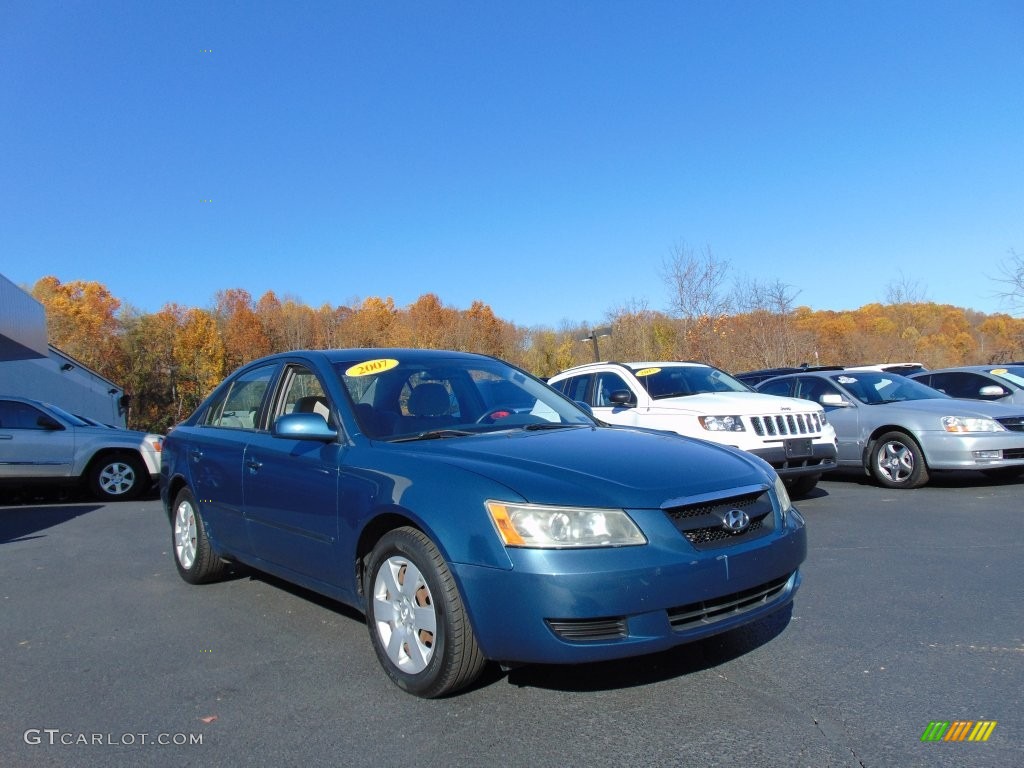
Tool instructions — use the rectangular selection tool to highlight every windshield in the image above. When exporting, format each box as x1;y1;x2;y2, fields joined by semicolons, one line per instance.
989;367;1024;388
43;402;91;427
829;372;950;404
629;364;751;398
333;355;594;440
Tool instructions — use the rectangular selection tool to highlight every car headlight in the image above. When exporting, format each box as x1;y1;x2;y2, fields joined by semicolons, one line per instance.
773;474;792;514
698;415;745;432
941;416;1005;433
485;501;647;548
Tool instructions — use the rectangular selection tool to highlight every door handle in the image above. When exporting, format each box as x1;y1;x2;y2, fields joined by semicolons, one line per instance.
246;459;262;472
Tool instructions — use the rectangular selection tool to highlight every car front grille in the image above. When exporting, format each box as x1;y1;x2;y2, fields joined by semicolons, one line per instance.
749;412;823;437
996;416;1024;432
663;489;775;550
1002;448;1024;460
668;573;792;631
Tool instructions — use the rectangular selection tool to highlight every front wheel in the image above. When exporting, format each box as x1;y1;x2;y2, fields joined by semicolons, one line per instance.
870;431;929;489
88;453;147;501
785;474;819;499
365;527;486;697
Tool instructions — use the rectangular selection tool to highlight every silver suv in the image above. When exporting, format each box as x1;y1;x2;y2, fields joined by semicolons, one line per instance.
0;396;162;501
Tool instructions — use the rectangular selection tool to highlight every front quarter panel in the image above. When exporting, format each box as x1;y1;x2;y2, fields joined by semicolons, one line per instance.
343;446;517;573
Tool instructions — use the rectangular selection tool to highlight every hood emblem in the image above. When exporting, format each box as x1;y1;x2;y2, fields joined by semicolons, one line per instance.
722;508;751;534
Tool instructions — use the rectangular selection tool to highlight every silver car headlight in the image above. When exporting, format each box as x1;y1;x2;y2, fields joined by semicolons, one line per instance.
698;415;745;432
941;416;1005;433
486;501;647;548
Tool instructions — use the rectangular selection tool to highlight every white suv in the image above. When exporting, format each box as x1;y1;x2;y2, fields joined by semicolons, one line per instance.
548;361;838;497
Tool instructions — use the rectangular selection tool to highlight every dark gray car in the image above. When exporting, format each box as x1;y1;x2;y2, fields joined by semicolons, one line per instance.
910;365;1024;407
757;371;1024;488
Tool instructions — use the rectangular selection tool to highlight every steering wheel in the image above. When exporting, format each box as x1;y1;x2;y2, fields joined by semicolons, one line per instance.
476;405;518;424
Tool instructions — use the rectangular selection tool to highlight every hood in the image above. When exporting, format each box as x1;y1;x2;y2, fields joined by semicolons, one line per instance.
870;398;1024;420
386;426;772;509
647;391;821;416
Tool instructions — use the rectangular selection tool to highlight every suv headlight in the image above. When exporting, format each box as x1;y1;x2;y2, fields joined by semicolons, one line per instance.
941;416;1004;433
698;415;745;432
486;501;647;548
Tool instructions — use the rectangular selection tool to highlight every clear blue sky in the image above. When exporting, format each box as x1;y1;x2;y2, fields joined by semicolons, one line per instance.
2;1;1022;328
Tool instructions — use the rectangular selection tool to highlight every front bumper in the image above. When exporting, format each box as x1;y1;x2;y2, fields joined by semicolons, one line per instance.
919;432;1024;470
749;442;838;479
451;506;807;665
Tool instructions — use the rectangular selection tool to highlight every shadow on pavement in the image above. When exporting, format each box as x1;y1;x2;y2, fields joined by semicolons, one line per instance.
503;603;794;693
0;503;103;544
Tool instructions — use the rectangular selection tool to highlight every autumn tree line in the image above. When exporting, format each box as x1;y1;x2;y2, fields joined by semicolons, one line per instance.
28;257;1024;433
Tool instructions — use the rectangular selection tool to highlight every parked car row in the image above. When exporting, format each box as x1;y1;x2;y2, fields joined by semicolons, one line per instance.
11;348;1021;698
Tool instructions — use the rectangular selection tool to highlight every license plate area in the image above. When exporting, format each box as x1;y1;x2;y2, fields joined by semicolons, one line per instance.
784;438;813;458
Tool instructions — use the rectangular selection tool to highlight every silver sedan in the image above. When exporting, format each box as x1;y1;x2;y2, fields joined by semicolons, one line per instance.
756;371;1024;488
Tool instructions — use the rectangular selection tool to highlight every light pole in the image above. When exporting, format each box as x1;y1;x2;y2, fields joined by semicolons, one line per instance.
576;325;612;362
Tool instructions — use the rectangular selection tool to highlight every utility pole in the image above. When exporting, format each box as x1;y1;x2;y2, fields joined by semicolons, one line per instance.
576;325;612;362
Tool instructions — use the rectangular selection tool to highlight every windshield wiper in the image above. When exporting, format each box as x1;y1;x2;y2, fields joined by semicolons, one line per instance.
391;429;476;442
522;422;587;431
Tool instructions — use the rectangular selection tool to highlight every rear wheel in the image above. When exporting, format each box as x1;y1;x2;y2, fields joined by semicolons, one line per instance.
172;487;227;584
870;431;929;489
88;452;146;501
365;527;486;697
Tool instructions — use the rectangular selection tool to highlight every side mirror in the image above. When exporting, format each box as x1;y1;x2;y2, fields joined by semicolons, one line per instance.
978;385;1008;399
272;413;338;442
820;393;850;408
609;390;635;407
574;401;594;416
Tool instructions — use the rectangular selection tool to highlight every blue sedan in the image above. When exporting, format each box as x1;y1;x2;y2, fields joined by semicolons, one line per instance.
160;349;806;697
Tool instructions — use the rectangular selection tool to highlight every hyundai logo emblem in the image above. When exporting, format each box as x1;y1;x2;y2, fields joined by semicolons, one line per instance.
722;508;750;534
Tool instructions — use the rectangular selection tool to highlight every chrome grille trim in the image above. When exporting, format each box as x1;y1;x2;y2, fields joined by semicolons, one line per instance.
749;412;822;437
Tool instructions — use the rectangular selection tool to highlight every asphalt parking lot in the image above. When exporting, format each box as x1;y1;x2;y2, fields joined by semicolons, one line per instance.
1;472;1021;768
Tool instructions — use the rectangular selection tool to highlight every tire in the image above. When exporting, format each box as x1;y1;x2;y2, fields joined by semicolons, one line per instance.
171;487;227;584
88;452;147;501
365;527;486;698
980;467;1024;481
870;431;929;489
785;474;819;499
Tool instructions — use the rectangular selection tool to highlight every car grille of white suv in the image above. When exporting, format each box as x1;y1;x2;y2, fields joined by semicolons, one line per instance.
749;413;823;437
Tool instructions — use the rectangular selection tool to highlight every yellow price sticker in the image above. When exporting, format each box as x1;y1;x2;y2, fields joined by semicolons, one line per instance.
991;368;1008;375
634;367;661;377
345;358;399;377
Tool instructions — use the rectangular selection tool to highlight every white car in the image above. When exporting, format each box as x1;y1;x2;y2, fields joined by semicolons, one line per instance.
0;396;162;501
548;361;838;496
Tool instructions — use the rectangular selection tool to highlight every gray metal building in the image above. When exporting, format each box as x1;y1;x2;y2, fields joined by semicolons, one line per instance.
0;274;127;427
